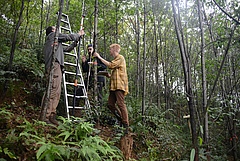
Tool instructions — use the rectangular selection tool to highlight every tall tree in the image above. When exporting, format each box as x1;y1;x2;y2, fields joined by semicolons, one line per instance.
171;0;198;159
1;0;25;100
197;0;209;160
151;0;160;108
135;0;141;98
39;0;44;45
93;0;99;107
142;0;147;120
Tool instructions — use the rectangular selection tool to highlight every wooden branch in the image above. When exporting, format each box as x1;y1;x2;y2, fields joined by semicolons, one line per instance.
212;0;240;25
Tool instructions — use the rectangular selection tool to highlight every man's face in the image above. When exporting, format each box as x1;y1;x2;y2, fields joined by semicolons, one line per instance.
52;26;56;32
109;47;115;56
88;47;93;54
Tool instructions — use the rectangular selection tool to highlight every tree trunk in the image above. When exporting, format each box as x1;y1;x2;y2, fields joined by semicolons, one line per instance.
151;0;161;109
114;0;118;43
45;0;51;29
135;0;141;98
197;0;210;160
93;0;98;103
93;0;99;126
142;0;147;121
171;0;199;160
0;0;25;101
39;0;44;45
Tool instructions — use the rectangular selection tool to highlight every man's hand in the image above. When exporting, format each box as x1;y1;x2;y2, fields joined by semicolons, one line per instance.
106;73;111;78
82;55;86;62
78;29;85;36
93;52;99;58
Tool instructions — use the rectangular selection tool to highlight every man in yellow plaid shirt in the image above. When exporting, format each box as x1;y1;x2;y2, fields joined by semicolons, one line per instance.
94;44;129;134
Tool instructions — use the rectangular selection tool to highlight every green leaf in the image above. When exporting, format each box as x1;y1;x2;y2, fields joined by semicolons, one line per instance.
58;131;71;141
190;149;195;161
36;144;48;159
200;125;203;134
199;136;203;146
3;148;17;159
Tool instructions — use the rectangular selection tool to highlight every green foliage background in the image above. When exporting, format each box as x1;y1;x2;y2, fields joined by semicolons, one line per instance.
0;0;239;160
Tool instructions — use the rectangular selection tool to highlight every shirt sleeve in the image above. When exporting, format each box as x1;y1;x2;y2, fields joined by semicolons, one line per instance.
58;33;81;42
63;41;78;52
108;55;123;69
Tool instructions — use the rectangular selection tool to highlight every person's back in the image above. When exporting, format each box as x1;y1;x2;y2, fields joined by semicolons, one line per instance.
40;26;84;125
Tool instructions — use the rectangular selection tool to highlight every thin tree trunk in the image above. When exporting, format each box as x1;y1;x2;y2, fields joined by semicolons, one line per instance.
114;0;118;43
45;0;51;29
8;0;24;71
227;53;238;161
93;0;98;105
142;0;146;121
39;0;44;45
171;0;198;160
135;0;140;98
207;27;235;106
1;0;25;101
197;0;209;160
151;0;160;108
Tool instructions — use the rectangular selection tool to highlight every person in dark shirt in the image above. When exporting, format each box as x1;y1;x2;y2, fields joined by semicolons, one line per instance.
41;26;84;125
81;44;107;106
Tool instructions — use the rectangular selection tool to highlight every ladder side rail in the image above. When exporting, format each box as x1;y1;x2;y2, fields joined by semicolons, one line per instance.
60;12;91;119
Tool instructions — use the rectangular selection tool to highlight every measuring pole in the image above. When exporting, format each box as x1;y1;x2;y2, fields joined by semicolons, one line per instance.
72;0;85;117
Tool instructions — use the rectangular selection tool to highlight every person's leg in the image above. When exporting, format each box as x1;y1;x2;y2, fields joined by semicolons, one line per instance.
46;62;62;125
108;91;122;122
115;90;129;126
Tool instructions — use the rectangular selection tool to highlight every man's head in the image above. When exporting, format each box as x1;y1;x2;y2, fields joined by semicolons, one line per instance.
87;44;94;54
110;44;121;56
46;26;56;36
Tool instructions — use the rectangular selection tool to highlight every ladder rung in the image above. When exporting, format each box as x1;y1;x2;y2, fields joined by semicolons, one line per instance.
64;62;77;66
61;19;69;24
62;13;68;17
65;82;84;86
67;94;88;99
64;71;82;76
60;26;71;32
62;42;70;46
68;106;87;109
65;52;76;57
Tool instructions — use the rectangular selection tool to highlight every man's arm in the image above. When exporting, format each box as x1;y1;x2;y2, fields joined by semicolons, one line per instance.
97;57;107;71
63;41;78;52
94;53;110;67
82;55;90;73
58;30;84;42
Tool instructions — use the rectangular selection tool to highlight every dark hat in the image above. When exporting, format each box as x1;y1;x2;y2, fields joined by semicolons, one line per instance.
46;26;54;36
87;44;93;48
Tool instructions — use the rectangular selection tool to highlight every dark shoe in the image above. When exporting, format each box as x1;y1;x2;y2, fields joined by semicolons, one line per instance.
49;114;59;126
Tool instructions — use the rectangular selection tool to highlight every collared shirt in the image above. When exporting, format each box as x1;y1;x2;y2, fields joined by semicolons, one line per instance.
43;32;80;71
108;54;129;95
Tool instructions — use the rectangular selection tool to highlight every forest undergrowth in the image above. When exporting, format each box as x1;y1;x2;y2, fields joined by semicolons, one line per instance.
0;50;233;160
0;81;191;161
